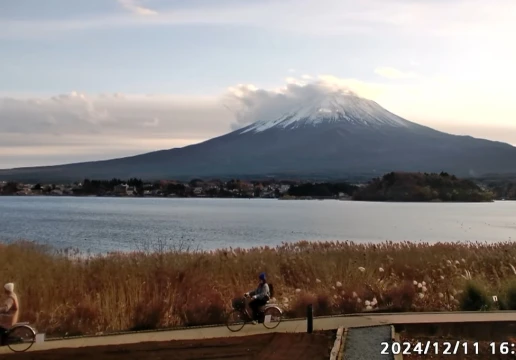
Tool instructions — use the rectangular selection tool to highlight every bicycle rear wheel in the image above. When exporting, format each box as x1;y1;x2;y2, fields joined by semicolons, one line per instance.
226;310;246;332
6;325;36;352
262;307;282;329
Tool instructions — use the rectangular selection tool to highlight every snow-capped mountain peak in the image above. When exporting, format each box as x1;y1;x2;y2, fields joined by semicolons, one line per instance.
240;91;412;134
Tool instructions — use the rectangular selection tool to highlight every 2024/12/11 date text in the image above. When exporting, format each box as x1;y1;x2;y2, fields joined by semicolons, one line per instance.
381;341;474;355
382;341;516;355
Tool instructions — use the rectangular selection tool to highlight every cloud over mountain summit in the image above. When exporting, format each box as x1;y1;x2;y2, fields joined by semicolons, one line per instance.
225;76;368;130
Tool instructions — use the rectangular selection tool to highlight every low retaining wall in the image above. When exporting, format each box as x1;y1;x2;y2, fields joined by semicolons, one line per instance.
329;326;345;360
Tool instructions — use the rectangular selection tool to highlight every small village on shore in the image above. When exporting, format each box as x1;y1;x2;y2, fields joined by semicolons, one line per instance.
0;179;359;199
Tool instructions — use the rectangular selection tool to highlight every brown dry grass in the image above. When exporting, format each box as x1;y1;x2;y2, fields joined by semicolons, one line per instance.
2;240;516;336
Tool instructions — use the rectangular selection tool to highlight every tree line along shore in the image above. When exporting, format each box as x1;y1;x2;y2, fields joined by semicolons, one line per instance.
2;240;516;337
1;171;513;201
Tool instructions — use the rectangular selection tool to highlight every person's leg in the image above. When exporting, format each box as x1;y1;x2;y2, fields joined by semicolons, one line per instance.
0;327;7;346
249;299;259;321
255;299;267;323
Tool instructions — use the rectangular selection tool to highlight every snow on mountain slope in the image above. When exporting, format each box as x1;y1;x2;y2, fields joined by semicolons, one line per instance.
240;91;413;134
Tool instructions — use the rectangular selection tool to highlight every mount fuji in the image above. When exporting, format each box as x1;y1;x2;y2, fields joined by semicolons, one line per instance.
2;91;516;182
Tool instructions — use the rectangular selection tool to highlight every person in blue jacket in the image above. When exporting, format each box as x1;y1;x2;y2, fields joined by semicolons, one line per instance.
245;272;270;324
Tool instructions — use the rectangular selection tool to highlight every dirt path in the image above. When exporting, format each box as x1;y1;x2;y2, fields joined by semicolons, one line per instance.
1;332;335;360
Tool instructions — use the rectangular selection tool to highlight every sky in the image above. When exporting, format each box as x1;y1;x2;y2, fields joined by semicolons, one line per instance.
1;0;516;168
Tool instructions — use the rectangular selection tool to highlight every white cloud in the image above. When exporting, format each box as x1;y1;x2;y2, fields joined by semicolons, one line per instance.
117;0;158;16
225;76;361;130
1;92;233;136
143;117;160;127
0;93;232;167
374;67;420;80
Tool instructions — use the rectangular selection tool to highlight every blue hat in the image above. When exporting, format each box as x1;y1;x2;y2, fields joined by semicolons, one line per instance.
259;272;266;280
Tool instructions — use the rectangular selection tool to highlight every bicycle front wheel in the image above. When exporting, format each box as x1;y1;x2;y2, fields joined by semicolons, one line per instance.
226;310;246;332
6;325;36;352
262;307;282;329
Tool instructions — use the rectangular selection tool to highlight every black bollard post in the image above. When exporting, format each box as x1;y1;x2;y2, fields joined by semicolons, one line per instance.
307;304;313;333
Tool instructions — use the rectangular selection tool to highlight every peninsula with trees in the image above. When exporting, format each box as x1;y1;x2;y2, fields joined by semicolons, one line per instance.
352;171;494;202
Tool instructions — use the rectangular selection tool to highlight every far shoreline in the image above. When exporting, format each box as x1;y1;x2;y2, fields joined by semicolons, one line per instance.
2;171;510;202
0;194;501;203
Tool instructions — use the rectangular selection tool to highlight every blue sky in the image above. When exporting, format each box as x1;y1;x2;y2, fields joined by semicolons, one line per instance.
1;0;516;168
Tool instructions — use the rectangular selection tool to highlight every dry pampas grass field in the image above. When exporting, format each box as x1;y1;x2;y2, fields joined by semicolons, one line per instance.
1;239;516;336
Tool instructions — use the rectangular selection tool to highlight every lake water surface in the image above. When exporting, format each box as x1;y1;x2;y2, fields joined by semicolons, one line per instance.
0;197;514;253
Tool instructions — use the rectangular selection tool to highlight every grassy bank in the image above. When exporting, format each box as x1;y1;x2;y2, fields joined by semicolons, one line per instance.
2;240;516;336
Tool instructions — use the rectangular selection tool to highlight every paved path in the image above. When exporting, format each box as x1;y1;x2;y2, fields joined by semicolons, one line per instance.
343;326;393;360
2;311;516;354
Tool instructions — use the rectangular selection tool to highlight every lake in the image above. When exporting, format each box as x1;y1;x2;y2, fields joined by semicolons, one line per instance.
0;196;514;253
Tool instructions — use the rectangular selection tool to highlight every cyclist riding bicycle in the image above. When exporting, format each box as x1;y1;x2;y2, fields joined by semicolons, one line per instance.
0;283;19;342
244;272;270;324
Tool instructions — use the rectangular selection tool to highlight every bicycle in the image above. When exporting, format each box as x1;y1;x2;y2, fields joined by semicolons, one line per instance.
226;296;283;332
0;322;37;352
